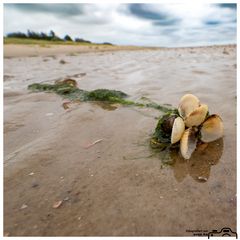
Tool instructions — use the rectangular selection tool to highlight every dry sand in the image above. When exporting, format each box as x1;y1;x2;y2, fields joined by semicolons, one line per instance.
4;45;236;236
4;44;150;58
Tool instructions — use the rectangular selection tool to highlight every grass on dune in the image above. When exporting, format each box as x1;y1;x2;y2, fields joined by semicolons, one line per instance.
3;37;115;47
3;38;150;51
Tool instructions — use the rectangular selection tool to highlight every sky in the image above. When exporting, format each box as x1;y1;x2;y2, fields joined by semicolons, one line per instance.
3;3;237;47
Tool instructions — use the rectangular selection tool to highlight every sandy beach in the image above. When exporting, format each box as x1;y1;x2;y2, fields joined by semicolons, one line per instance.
4;44;236;236
4;44;151;58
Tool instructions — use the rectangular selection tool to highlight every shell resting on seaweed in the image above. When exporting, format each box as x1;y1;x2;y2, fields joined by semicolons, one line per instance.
171;117;185;144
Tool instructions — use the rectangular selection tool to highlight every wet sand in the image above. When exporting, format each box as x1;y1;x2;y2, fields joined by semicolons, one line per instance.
4;45;236;236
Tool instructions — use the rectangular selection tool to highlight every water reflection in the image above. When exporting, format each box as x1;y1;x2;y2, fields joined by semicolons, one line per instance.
92;101;118;111
163;139;223;183
62;101;119;111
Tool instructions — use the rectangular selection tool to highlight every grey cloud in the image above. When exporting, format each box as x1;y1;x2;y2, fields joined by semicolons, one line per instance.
153;18;180;26
126;4;181;27
204;20;222;26
5;3;111;26
5;3;84;17
128;4;167;20
160;27;179;35
218;3;237;9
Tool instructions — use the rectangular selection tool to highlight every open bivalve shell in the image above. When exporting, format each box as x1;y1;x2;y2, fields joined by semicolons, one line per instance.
184;104;208;127
200;114;224;143
180;127;198;159
162;115;177;133
171;117;185;144
178;94;200;118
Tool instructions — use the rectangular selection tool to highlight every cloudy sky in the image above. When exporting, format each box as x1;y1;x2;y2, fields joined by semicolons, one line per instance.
4;3;236;47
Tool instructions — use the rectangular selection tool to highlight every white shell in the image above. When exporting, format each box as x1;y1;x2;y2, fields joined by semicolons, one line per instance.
200;114;224;143
171;117;185;144
185;104;208;127
180;128;197;159
178;94;200;118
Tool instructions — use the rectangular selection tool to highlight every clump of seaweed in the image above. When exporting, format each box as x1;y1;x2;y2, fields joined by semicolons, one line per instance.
150;110;179;150
28;79;172;112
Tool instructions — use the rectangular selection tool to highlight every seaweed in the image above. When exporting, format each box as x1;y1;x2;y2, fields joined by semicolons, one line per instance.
145;102;170;112
87;89;128;101
28;83;56;92
28;80;173;112
139;96;173;112
150;111;179;150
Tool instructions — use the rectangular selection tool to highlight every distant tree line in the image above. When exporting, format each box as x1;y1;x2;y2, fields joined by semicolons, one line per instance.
6;30;113;45
7;30;63;41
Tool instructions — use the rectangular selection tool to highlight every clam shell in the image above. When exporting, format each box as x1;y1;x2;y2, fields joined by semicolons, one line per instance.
200;114;224;143
184;104;208;127
178;94;200;118
180;127;197;159
162;115;177;133
171;117;185;144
